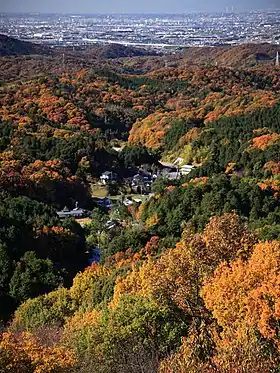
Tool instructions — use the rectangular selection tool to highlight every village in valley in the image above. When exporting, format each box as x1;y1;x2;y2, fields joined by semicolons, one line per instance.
56;158;196;257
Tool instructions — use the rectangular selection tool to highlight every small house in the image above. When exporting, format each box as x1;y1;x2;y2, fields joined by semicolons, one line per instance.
131;173;152;194
97;197;112;209
179;164;195;176
57;208;88;219
100;171;117;185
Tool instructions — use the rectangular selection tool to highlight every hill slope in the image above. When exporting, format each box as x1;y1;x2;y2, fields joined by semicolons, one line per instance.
0;34;51;56
182;43;278;67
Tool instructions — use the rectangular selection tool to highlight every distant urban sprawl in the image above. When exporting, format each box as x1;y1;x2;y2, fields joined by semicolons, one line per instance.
0;11;279;51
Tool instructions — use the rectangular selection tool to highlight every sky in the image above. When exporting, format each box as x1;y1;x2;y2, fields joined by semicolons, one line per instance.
0;0;278;14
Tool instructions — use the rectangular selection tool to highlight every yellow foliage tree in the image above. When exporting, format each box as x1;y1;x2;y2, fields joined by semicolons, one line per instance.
70;263;112;308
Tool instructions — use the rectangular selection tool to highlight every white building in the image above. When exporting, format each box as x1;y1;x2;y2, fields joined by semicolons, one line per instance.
100;171;117;185
179;164;195;176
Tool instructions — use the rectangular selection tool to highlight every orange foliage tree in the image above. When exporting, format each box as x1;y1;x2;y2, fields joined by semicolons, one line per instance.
201;240;280;371
0;331;76;373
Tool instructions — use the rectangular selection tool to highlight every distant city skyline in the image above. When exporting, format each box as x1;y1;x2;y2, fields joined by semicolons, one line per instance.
0;0;279;14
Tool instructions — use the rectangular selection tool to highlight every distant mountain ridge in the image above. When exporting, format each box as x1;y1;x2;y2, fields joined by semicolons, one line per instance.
0;34;52;56
56;42;157;59
1;33;278;68
182;43;279;68
93;43;155;59
0;34;155;59
0;33;156;59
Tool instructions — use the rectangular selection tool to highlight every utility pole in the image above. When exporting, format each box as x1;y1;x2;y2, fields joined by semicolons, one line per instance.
276;51;279;68
62;53;65;71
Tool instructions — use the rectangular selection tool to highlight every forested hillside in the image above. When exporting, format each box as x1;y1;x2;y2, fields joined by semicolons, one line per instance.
0;39;280;372
181;43;278;67
0;34;51;56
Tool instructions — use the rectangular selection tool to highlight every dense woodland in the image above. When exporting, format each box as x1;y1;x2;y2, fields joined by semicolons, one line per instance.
0;38;280;372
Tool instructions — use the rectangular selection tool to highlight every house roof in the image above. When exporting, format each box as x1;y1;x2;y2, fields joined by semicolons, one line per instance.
102;171;117;176
57;208;87;217
180;164;195;169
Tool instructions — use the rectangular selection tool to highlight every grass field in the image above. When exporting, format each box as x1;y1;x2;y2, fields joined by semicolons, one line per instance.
75;217;92;226
90;184;108;198
90;183;151;203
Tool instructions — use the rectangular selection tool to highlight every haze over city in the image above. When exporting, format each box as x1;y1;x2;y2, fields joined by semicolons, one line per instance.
0;0;279;13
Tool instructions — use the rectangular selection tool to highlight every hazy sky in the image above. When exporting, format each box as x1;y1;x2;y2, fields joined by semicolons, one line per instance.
0;0;278;13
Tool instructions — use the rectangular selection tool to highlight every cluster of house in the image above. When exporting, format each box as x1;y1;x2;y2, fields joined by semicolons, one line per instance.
100;169;155;194
99;163;195;192
159;163;196;179
57;163;195;220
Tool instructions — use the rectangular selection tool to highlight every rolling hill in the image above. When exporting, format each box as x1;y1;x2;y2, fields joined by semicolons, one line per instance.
0;34;51;56
181;43;279;68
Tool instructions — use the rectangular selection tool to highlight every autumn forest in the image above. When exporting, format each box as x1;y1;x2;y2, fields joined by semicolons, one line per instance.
0;37;280;372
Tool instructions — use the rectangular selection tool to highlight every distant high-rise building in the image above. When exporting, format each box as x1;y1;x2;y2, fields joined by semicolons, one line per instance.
276;51;279;67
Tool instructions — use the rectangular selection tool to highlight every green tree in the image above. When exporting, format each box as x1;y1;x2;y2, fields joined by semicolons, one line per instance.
0;243;12;293
9;251;63;303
